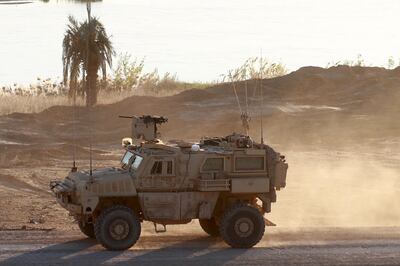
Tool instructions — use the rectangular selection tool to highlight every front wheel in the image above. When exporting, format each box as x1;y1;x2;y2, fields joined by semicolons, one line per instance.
94;205;141;250
219;203;265;248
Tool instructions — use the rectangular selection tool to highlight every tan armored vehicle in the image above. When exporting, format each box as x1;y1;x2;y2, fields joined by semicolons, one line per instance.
50;115;288;250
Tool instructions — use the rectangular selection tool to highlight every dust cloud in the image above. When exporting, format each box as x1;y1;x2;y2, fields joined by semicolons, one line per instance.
270;149;400;227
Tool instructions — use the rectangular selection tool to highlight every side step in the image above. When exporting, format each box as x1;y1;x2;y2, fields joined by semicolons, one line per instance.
153;222;167;233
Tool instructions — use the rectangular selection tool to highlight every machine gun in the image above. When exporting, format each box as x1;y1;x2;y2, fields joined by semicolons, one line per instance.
119;115;168;142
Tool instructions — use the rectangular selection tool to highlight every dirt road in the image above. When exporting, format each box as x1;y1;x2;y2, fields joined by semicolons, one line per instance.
1;226;399;265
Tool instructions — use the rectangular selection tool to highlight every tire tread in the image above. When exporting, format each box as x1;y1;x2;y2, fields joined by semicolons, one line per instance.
94;205;141;251
219;202;265;248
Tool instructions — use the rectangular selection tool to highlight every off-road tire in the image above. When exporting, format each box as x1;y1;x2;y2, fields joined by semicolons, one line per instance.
219;203;265;248
199;218;220;237
94;205;141;251
78;221;95;239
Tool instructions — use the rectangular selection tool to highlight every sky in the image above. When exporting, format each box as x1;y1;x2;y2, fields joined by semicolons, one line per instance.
1;0;400;85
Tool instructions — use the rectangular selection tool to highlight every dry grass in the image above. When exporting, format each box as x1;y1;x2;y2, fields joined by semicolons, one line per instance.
0;83;216;116
0;95;71;115
0;77;213;115
0;90;138;116
0;83;212;115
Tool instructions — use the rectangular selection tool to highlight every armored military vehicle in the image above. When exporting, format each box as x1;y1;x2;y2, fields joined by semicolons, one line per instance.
50;115;288;250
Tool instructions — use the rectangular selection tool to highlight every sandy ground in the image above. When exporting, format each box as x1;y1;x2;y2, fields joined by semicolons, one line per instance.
1;226;400;265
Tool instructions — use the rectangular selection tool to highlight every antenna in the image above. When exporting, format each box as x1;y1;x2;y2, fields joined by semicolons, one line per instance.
86;1;94;179
244;68;249;136
229;64;250;135
259;50;264;144
71;83;77;172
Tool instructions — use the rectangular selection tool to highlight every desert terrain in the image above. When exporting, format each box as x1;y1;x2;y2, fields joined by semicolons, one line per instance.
0;66;400;265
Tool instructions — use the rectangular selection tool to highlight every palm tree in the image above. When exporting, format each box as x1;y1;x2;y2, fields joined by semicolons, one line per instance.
62;10;114;106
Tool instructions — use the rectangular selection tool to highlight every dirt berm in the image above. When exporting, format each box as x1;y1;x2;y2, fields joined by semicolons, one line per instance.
1;65;400;156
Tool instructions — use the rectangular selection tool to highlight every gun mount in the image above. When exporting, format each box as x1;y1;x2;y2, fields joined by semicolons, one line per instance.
120;115;168;141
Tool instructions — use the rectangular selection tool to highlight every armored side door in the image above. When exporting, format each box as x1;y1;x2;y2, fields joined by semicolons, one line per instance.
137;156;181;220
138;156;178;191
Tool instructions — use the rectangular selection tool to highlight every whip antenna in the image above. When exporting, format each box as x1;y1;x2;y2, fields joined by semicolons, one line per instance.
259;52;264;144
244;64;249;136
86;1;94;178
229;65;250;135
71;84;77;172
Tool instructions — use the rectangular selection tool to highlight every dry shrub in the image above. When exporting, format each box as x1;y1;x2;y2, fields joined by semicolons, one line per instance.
107;54;211;96
326;54;400;69
223;57;288;83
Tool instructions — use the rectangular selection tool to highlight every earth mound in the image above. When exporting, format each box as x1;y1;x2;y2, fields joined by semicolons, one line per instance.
0;65;399;159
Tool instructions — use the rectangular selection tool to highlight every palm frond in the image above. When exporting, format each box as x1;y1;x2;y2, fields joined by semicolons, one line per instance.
62;14;114;105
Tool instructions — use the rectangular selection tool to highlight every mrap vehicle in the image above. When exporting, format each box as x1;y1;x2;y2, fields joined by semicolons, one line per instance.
50;115;288;250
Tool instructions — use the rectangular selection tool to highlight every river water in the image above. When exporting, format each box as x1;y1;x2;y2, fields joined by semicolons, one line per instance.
1;0;399;85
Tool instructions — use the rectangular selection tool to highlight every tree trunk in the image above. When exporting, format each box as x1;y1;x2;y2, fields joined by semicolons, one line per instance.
68;77;77;99
86;67;98;107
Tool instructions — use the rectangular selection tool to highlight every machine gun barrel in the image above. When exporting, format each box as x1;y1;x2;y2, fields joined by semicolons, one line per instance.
119;115;134;119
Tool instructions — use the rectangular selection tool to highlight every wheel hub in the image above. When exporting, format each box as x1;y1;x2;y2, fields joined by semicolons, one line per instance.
109;219;129;240
234;217;254;237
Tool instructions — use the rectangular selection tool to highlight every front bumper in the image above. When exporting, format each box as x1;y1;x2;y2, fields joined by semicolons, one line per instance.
50;180;82;214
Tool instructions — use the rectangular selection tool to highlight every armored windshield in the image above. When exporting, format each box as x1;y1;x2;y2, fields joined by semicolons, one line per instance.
121;151;134;170
131;155;143;172
121;151;143;172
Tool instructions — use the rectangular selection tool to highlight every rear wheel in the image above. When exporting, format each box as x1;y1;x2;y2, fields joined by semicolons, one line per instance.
199;218;220;237
78;221;95;239
94;205;141;250
219;203;265;248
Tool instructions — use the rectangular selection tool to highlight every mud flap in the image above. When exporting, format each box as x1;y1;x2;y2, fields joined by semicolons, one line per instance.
264;217;276;226
257;194;271;213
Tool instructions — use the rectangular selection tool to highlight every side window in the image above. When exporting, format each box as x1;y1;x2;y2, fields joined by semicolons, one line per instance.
202;158;224;172
235;156;265;171
166;161;173;175
150;161;163;175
